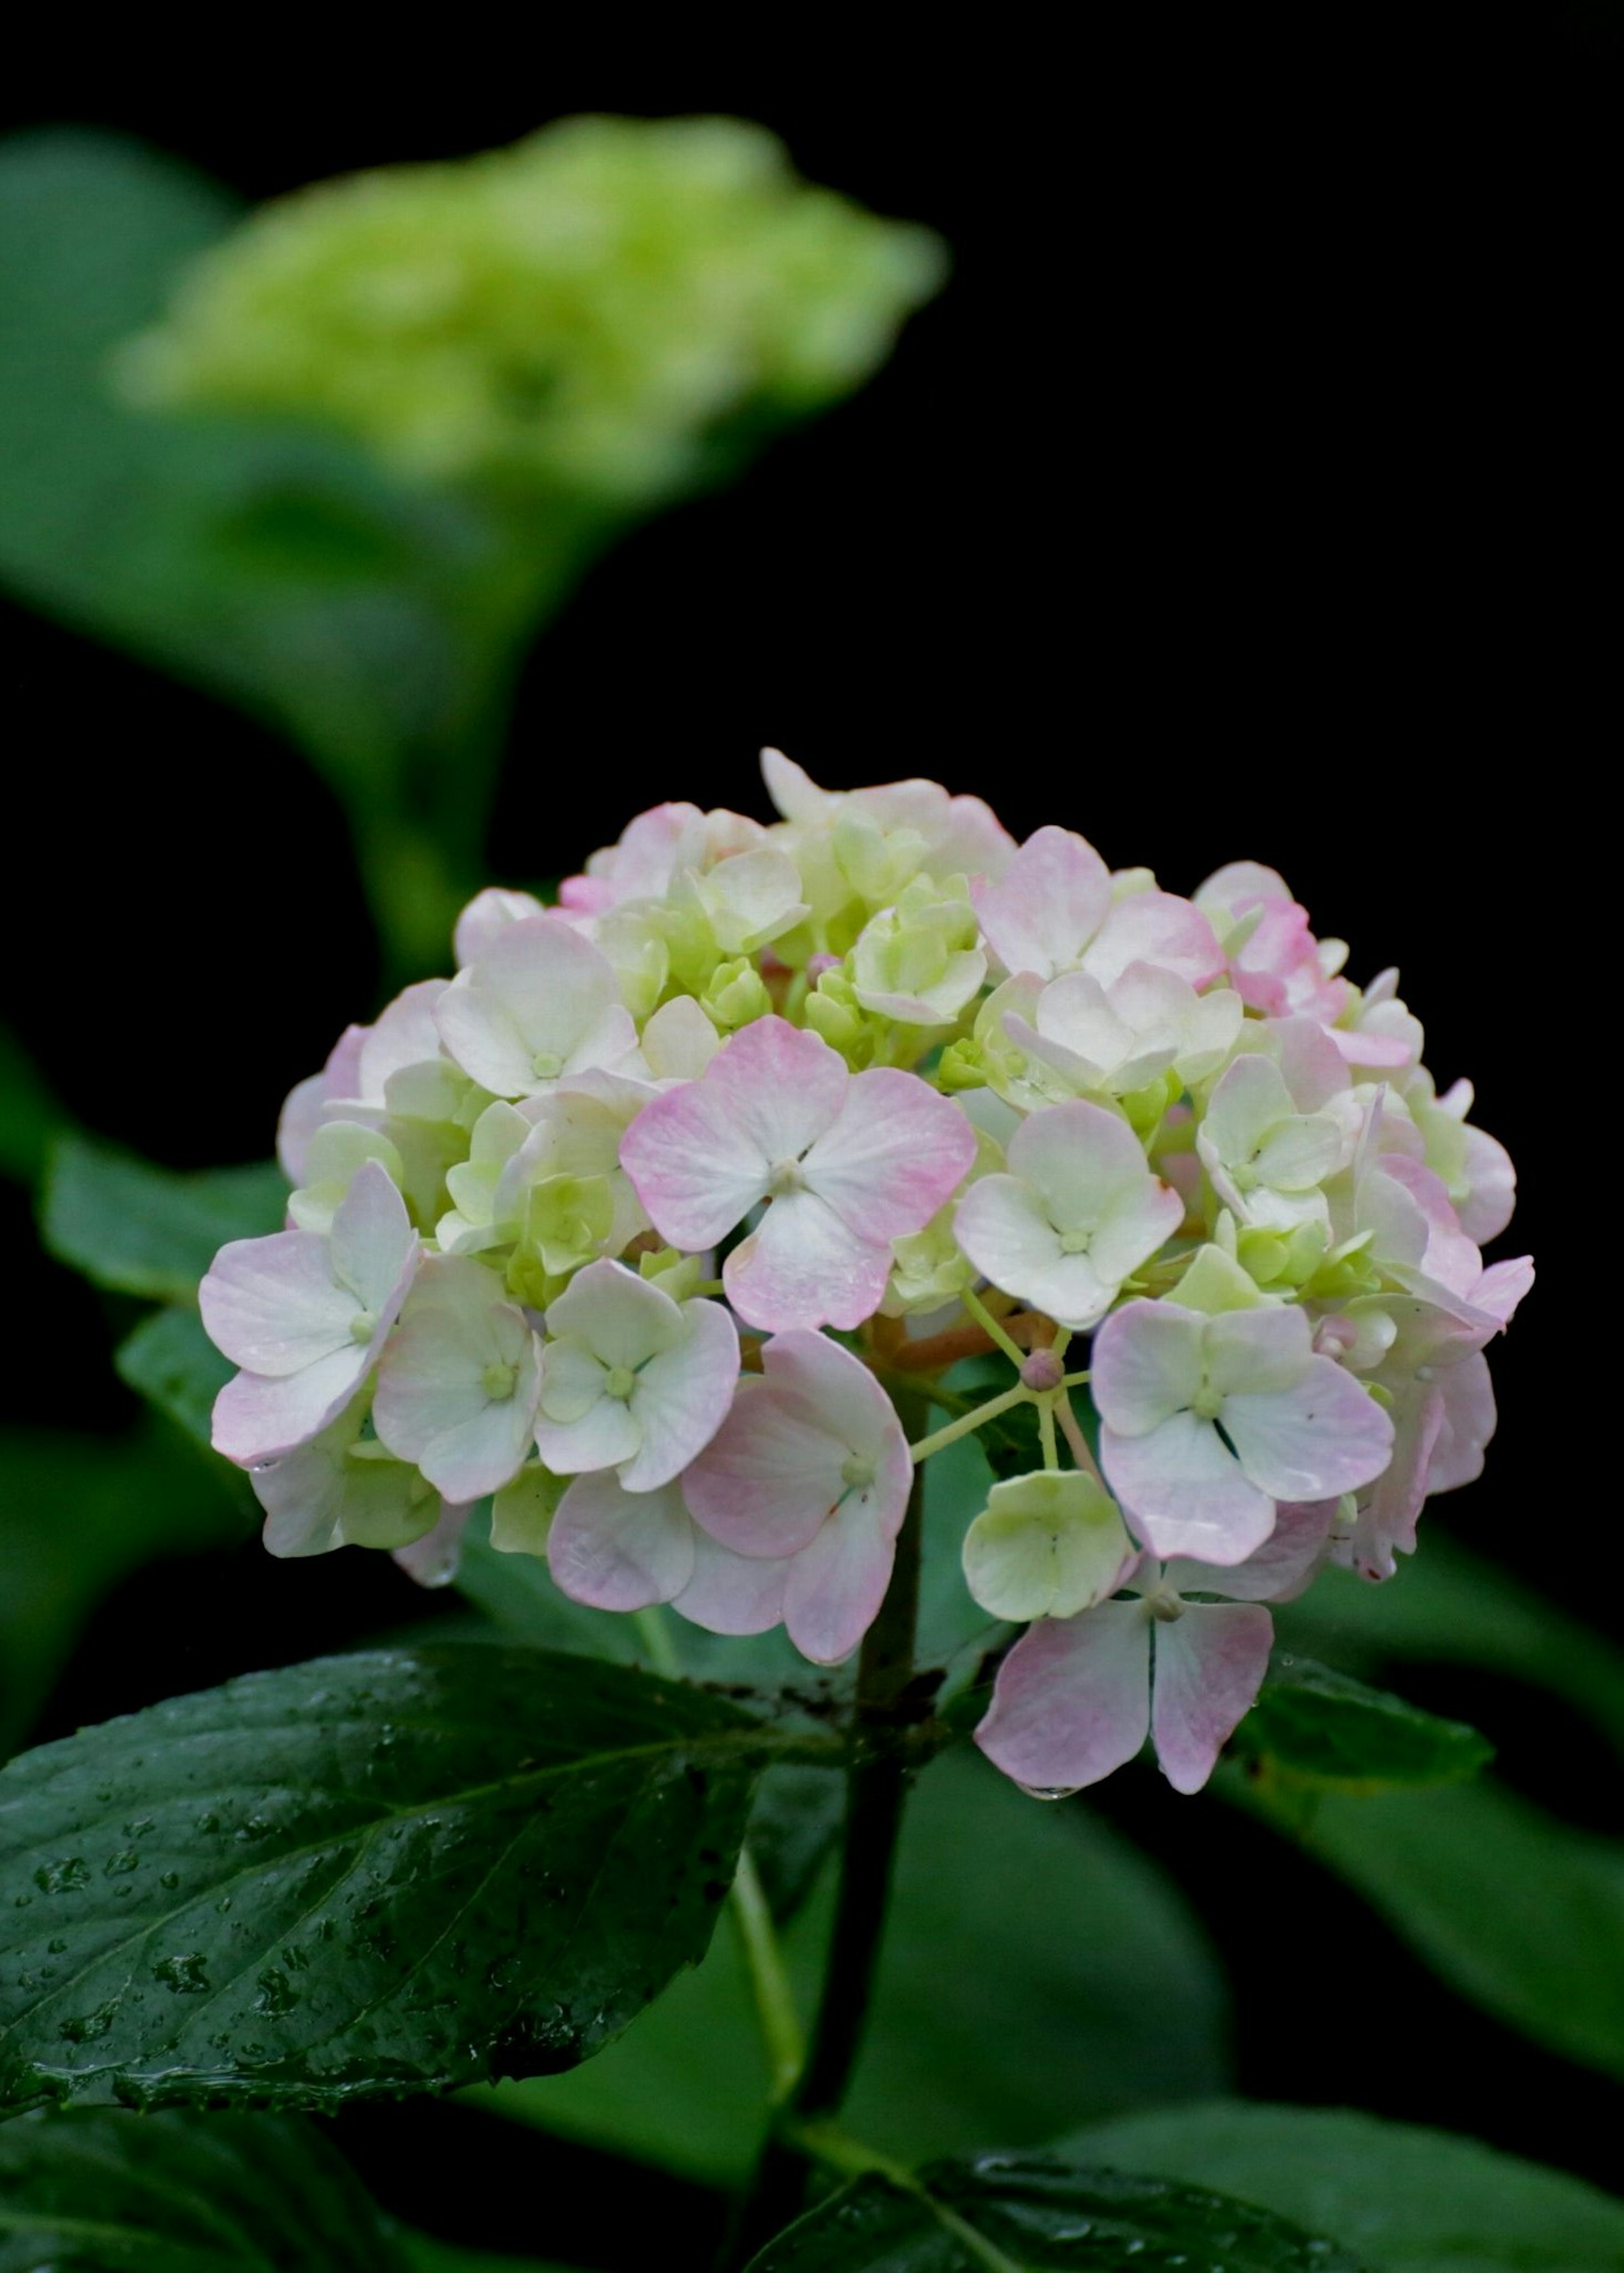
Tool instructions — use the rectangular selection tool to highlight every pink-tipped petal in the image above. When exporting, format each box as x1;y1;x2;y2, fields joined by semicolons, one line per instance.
1091;1300;1207;1436
328;1159;417;1317
201;1232;356;1377
1222;1356;1394;1501
392;1502;473;1588
975;1603;1151;1793
212;1346;370;1463
973;825;1113;982
1081;890;1224;990
782;1502;896;1665
723;1189;891;1333
1427;1350;1497;1492
804;1069;978;1242
675;1527;791;1634
1151;1602;1274;1793
548;1472;697;1611
1165;1497;1336;1602
1101;1410;1277;1566
620;1075;774;1251
684;1375;850;1558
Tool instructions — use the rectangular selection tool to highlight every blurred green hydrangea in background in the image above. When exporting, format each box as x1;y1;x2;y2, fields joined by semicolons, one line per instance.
116;116;946;504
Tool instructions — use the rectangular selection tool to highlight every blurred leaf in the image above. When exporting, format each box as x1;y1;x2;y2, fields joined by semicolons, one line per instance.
1226;1769;1624;2081
0;132;545;967
0;1645;798;2113
400;2245;583;2273
1064;2100;1624;2273
1230;1653;1493;1797
0;1423;247;1758
0;1022;68;1187
746;1764;846;1923
480;1748;1231;2187
0;2105;405;2270
1277;1535;1624;1762
744;2153;1365;2272
40;1131;286;1302
116;1302;235;1448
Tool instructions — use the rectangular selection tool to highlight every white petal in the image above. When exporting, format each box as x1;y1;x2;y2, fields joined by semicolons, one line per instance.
543;1256;684;1369
1223;1359;1394;1502
618;1299;740;1492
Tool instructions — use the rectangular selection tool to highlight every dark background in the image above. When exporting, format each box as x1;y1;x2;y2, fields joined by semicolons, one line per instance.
0;13;1611;2257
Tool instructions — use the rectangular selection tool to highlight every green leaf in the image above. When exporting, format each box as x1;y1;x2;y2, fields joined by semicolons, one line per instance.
116;1302;236;1450
1277;1535;1624;1763
1229;1653;1493;1795
41;1132;288;1303
1064;2100;1624;2273
744;2152;1367;2272
1258;1774;1624;2081
0;1645;800;2113
0;1424;247;1759
480;1749;1231;2187
0;2105;406;2270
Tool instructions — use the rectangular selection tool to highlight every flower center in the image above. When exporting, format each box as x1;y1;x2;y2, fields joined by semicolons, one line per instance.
530;1050;563;1080
1145;1583;1185;1623
768;1156;807;1196
482;1360;518;1401
349;1309;378;1343
1190;1384;1225;1422
840;1454;876;1491
604;1364;637;1401
1056;1226;1092;1255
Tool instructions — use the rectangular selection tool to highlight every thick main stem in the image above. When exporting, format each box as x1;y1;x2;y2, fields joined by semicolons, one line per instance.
721;1397;928;2267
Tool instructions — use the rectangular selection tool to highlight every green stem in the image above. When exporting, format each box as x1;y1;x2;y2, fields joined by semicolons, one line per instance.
908;1383;1027;1464
719;1387;930;2268
635;1608;806;2108
960;1283;1026;1367
731;1849;806;2104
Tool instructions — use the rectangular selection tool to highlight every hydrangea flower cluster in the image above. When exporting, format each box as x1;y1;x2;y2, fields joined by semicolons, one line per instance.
116;117;944;502
202;754;1531;1796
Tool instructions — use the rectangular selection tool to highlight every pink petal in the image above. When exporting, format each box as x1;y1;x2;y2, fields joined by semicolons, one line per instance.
1222;1355;1394;1501
1101;1409;1277;1566
1091;1300;1206;1435
1205;1305;1315;1398
548;1472;697;1611
212;1346;369;1463
1427;1350;1496;1492
694;1017;850;1172
803;1069;978;1242
975;1603;1151;1793
723;1189;891;1333
684;1373;850;1557
277;1023;365;1182
1151;1602;1274;1793
674;1526;791;1634
200;1231;354;1376
620;1072;774;1251
1340;1379;1443;1579
1166;1497;1335;1601
782;1501;896;1664
1458;1124;1516;1243
973;825;1113;982
357;979;448;1104
1081;890;1224;990
757;1330;912;1530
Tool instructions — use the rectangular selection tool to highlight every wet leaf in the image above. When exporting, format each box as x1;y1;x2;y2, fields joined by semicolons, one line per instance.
745;2151;1367;2270
0;2104;404;2270
1229;1653;1493;1795
0;1645;799;2112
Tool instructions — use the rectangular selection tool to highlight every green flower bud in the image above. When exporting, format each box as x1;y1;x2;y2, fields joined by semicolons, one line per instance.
702;957;771;1031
